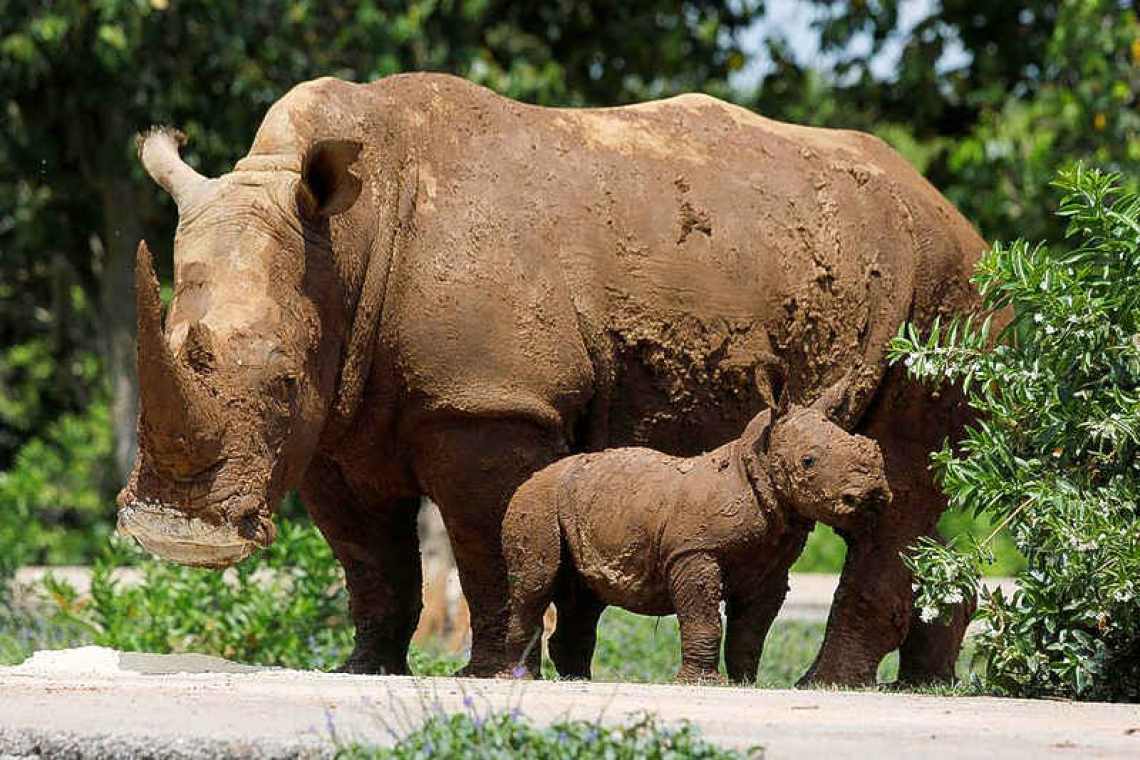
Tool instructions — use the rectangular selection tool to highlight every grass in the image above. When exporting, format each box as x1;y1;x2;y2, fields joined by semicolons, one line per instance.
584;608;979;689
3;592;980;692
334;711;761;759
590;609;828;686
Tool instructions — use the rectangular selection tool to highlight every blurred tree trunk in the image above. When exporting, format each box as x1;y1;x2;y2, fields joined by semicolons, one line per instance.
418;498;454;576
97;176;143;482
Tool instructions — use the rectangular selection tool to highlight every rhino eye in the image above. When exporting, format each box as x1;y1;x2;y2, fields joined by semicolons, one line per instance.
269;374;298;405
801;456;817;469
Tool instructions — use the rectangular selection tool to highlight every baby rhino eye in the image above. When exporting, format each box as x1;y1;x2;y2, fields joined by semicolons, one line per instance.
801;456;817;469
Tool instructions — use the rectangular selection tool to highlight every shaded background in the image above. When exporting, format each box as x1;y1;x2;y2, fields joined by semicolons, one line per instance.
1;0;1138;569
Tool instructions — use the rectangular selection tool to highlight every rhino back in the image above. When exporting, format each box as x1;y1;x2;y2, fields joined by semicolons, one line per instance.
290;74;983;455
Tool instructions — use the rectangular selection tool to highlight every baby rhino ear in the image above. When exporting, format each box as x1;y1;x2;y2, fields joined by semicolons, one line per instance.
740;408;774;456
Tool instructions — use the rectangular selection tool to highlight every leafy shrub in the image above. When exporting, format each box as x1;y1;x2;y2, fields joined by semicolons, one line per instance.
29;516;463;675
891;166;1140;701
337;711;760;759
42;518;354;669
0;399;116;566
0;598;88;666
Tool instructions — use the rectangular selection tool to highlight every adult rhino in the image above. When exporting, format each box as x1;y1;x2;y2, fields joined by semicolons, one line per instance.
119;72;982;685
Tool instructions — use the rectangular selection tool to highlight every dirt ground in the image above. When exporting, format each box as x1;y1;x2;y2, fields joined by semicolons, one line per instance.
1;648;1139;759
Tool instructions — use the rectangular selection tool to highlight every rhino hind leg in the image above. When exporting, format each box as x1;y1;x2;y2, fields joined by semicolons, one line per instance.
548;575;605;679
412;418;568;678
301;457;422;675
897;528;975;685
501;478;564;678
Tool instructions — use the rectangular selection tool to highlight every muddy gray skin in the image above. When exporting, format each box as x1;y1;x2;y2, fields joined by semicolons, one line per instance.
122;72;993;683
500;403;890;683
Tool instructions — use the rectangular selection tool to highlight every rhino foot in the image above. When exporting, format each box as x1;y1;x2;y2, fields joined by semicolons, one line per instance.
334;651;409;676
453;661;505;678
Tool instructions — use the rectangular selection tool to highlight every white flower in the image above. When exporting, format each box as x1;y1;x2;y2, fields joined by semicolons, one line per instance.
1069;537;1095;552
920;606;939;624
1045;325;1056;335
1034;313;1044;323
942;589;965;605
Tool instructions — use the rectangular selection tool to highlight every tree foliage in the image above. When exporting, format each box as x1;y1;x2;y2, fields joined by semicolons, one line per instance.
751;0;1140;245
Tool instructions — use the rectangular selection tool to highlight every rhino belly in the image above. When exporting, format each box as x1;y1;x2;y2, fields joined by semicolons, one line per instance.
558;454;678;615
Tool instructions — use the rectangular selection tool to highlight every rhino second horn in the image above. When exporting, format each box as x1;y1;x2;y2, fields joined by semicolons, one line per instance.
135;241;223;472
136;127;211;210
180;321;216;372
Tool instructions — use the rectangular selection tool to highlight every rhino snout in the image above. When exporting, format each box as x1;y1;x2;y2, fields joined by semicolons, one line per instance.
117;496;260;569
840;485;891;513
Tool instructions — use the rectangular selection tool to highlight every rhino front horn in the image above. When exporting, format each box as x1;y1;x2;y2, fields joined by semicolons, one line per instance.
135;240;223;473
136;127;211;210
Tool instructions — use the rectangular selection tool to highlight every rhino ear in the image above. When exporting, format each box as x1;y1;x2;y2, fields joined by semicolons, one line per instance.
741;408;774;456
299;139;363;217
753;353;787;412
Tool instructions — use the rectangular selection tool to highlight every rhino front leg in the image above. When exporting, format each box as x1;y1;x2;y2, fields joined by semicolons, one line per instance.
301;457;422;675
798;533;912;686
412;419;567;677
797;528;969;687
669;552;725;683
799;362;974;687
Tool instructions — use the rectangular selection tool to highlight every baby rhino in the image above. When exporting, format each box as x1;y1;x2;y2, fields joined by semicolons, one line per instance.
500;403;891;683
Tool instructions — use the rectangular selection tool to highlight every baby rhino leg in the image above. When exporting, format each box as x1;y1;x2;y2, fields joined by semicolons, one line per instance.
549;577;606;679
501;478;561;678
725;574;790;683
669;552;725;683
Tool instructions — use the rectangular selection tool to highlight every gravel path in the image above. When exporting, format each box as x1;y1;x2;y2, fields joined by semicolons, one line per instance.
1;648;1138;759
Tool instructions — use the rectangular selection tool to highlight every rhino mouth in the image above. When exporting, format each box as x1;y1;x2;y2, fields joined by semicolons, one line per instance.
117;500;257;569
840;486;890;513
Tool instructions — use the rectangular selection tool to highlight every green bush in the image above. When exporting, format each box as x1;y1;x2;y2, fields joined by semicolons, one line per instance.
42;518;354;669
891;165;1140;701
0;399;116;566
25;516;463;675
336;711;760;759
